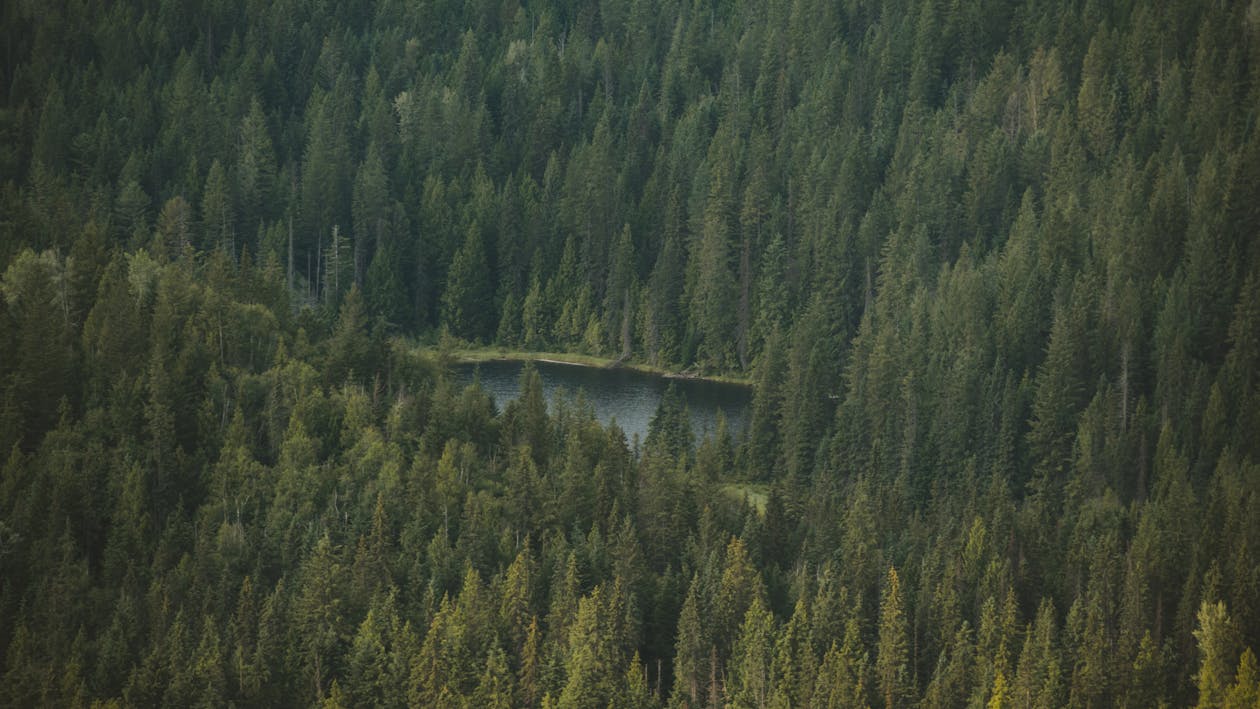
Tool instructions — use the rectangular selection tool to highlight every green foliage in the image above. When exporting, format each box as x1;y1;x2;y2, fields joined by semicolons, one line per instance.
442;224;494;342
645;383;692;461
2;0;1260;706
1196;601;1243;709
877;567;910;708
669;578;705;708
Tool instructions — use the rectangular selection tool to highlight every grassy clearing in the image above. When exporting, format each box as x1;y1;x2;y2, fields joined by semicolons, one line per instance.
419;343;754;386
719;483;769;515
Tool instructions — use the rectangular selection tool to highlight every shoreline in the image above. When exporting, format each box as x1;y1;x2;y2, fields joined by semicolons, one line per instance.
429;346;754;387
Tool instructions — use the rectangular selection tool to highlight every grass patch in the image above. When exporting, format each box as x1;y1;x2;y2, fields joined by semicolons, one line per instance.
719;483;769;515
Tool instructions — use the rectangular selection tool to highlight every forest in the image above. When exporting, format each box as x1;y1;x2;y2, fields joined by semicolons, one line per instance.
2;0;1260;706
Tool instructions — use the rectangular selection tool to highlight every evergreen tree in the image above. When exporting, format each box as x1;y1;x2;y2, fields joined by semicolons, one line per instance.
1;2;1260;707
729;595;776;708
645;383;693;461
812;615;872;708
558;586;618;709
365;208;409;327
877;566;911;708
236;97;276;235
671;577;705;708
1195;601;1242;709
605;224;637;359
203;159;234;256
442;224;494;342
295;534;350;704
352;147;390;289
689;161;738;370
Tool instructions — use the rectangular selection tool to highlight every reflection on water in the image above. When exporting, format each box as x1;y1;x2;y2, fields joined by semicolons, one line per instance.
452;360;751;446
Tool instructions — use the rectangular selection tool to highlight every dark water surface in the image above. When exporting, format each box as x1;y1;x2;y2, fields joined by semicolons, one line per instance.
453;359;751;445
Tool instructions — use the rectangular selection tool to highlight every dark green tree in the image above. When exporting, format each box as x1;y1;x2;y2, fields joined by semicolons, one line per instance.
441;224;494;342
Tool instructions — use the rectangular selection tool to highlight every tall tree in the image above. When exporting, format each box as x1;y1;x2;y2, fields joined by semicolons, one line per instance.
877;566;911;708
236;97;276;234
1194;601;1241;709
670;577;706;709
689;160;738;370
441;224;494;342
203;159;234;256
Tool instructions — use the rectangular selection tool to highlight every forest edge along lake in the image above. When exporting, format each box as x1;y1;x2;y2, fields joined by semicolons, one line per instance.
451;356;752;445
439;345;753;385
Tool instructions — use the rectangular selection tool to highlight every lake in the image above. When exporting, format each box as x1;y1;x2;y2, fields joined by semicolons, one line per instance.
452;359;752;445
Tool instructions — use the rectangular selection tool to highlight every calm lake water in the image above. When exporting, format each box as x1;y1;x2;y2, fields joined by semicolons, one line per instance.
453;359;752;445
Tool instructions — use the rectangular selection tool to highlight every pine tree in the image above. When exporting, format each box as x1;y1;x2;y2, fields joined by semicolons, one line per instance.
157;196;194;256
365;233;406;327
1194;600;1241;709
729;595;776;708
671;577;705;708
236;97;276;233
473;646;517;709
689;161;738;370
326;284;379;385
640;227;685;365
295;534;350;704
520;617;543;708
769;598;815;707
301;86;352;273
1012;599;1063;708
522;264;548;350
604;224;637;359
500;547;537;651
0;249;75;445
715;537;765;664
442;224;494;342
923;620;975;708
352;146;390;288
1224;648;1260;709
619;651;653;709
645;383;693;460
558;587;617;709
203;159;234;256
877;566;911;708
1077;31;1117;159
811;615;872;708
744;324;786;480
190;616;228;706
1125;631;1167;708
323;224;352;308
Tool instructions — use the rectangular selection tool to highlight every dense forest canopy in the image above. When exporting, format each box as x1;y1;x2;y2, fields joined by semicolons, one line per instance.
2;0;1260;706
